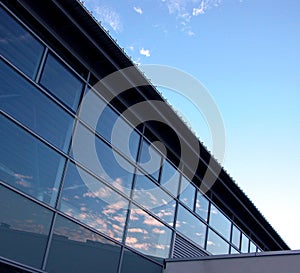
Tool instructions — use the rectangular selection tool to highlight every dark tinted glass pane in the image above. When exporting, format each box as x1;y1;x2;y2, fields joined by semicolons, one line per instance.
120;249;163;273
0;114;66;206
139;139;162;180
160;160;180;197
40;53;83;111
0;262;33;273
179;176;195;210
195;191;209;221
133;173;176;226
176;204;206;248
126;205;172;258
241;233;249;253
59;162;129;241
0;185;53;268
46;215;121;273
71;123;134;197
231;225;241;249
206;229;229;255
79;89;140;161
209;204;231;241
0;61;74;152
0;7;44;78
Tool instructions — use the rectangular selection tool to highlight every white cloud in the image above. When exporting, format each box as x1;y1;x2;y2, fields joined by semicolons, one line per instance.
188;30;195;36
94;6;122;32
133;6;143;15
192;1;205;15
140;48;151;57
129;45;134;51
192;0;222;16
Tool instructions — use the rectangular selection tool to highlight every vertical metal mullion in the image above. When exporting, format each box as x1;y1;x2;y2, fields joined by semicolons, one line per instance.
116;246;125;273
204;200;211;250
41;213;57;271
35;47;48;83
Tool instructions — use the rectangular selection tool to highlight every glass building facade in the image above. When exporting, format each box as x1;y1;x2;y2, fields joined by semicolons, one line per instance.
0;1;288;273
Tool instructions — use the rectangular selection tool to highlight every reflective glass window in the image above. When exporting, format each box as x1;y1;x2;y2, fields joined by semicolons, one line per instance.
195;191;209;222
139;139;162;180
0;61;74;152
209;204;231;241
0;7;44;78
206;229;229;255
231;224;241;249
0;185;53;268
179;176;196;210
250;241;257;253
46;215;121;273
40;53;83;111
241;233;249;253
160;159;180;197
71;122;135;197
125;205;172;258
79;89;140;161
230;246;240;254
176;204;206;248
120;249;163;273
0;114;66;206
133;173;176;226
59;162;129;241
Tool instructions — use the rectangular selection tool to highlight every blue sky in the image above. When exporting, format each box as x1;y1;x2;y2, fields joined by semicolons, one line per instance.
83;0;300;249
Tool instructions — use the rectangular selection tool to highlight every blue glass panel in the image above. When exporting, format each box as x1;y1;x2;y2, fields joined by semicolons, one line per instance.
230;246;240;254
0;185;53;268
71;123;135;197
160;159;180;197
250;241;257;253
40;53;83;111
139;139;162;180
179;176;196;210
241;233;249;253
125;205;172;258
120;249;163;273
133;173;176;226
59;162;129;241
206;229;229;255
231;224;241;249
79;89;140;161
176;204;206;248
195;191;209;221
209;204;231;241
0;7;44;78
0;114;66;206
0;60;74;152
46;215;121;273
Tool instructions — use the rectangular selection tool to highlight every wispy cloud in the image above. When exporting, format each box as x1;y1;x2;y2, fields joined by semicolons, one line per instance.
133;6;143;15
188;30;195;36
192;0;222;16
140;48;151;57
161;0;222;34
94;5;122;32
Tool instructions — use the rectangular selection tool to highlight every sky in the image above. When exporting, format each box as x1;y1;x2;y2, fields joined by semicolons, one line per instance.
82;0;300;249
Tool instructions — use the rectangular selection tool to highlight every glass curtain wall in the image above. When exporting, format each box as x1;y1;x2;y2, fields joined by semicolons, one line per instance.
0;4;262;273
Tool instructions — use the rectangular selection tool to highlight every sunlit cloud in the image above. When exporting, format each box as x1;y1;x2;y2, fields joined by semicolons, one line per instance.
128;228;149;234
126;236;139;244
140;48;151;57
133;6;143;15
152;227;166;234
